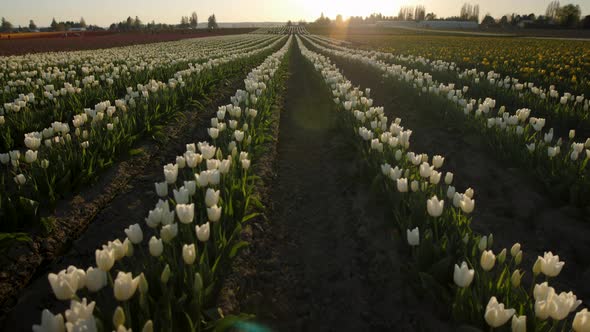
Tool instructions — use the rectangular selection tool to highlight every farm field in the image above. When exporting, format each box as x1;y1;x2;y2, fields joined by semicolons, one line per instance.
1;23;590;332
0;29;257;56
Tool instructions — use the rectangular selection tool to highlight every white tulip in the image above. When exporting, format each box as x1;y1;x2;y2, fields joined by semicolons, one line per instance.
114;272;140;301
481;250;496;271
453;262;475;288
426;195;444;217
182;244;196;265
124;224;143;244
406;227;419;246
196;222;211;242
32;309;65;332
484;296;515;328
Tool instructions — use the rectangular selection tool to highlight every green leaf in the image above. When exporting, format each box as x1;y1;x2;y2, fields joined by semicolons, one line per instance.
229;241;249;258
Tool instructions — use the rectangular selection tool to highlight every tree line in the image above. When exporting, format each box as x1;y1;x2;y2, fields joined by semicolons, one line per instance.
0;12;221;33
310;1;589;29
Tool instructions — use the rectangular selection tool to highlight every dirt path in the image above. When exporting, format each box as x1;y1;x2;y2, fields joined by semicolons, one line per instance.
325;55;590;304
234;43;450;331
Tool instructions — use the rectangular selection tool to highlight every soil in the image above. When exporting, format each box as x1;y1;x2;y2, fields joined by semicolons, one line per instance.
0;63;254;331
222;42;451;331
323;52;590;305
0;29;257;56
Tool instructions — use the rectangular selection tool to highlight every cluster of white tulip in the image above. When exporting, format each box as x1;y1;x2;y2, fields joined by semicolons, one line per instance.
302;35;590;205
297;35;588;332
33;36;292;332
309;35;588;112
251;25;308;35
0;35;272;114
0;35;288;224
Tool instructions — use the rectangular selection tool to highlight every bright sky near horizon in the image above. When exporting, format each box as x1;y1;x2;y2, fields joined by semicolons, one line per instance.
2;0;589;27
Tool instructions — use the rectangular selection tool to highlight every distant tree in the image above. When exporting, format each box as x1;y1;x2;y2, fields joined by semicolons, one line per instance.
0;17;12;32
546;1;560;21
583;15;590;29
190;12;198;29
414;5;426;21
481;15;495;25
80;17;86;28
460;3;479;22
335;14;343;25
134;16;142;29
126;16;133;30
50;18;57;30
557;4;581;27
398;6;414;21
425;12;437;21
207;14;218;29
499;15;509;25
29;19;37;30
286;20;293;26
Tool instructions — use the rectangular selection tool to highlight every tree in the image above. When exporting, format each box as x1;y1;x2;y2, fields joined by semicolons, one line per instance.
335;14;343;25
556;4;581;27
134;16;142;29
425;12;437;21
1;17;13;32
583;15;590;29
29;20;37;30
481;15;495;26
207;14;218;29
50;18;57;30
546;1;560;21
414;5;426;21
499;15;509;25
80;17;86;28
190;12;198;29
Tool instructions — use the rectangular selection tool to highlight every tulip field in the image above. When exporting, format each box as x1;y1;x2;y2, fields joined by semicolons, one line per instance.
0;25;590;332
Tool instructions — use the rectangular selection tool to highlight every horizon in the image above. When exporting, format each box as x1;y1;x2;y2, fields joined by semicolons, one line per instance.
1;0;589;28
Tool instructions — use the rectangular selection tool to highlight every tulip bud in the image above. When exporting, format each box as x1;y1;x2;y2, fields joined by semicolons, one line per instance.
515;251;523;266
532;257;542;276
142;320;154;332
498;248;507;264
113;306;125;328
410;180;419;192
124;224;143;244
478;236;487;251
194;272;203;292
155;182;168;197
138;273;148;294
86;267;107;292
569;129;576;139
444;172;453;185
511;270;523;288
510;243;521;257
161;264;171;284
488;234;494;247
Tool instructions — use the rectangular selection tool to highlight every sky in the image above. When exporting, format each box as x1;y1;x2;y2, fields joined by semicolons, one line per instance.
1;0;589;27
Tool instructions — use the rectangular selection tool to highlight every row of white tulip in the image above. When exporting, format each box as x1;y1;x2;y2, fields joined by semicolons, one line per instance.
0;34;266;95
302;35;590;206
0;35;281;152
251;25;308;35
309;34;588;112
296;35;589;331
0;35;288;232
32;36;293;332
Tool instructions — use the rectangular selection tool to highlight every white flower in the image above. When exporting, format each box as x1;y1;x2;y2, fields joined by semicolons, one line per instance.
207;205;222;222
114;272;140;301
154;182;168;197
484;296;515;328
453;262;474;288
32;309;65;332
85;267;107;292
196;222;210;242
160;223;178;243
538;252;565;277
480;250;496;271
176;203;194;224
406;227;419;246
426;195;444;217
95;248;115;272
397;178;408;193
205;189;220;207
573;309;590;332
511;315;526;332
182;244;196;265
124;224;143;244
163;163;178;184
149;236;163;257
